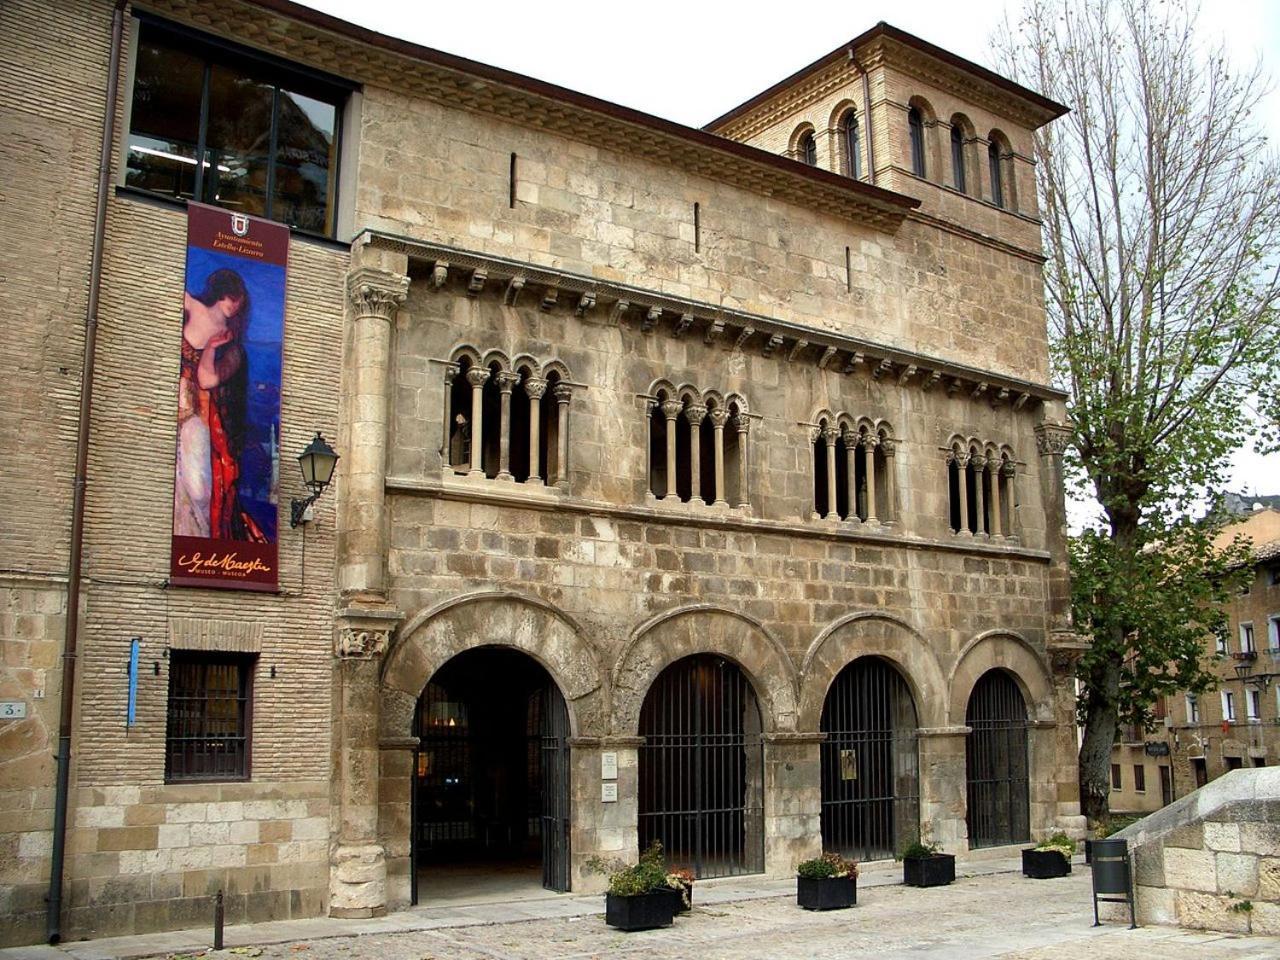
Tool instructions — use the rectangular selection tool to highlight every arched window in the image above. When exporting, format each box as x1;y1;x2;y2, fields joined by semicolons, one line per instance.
908;107;926;177
947;440;1017;537
812;416;895;523
951;124;966;193
842;111;862;180
989;140;1005;208
650;387;749;509
798;130;817;166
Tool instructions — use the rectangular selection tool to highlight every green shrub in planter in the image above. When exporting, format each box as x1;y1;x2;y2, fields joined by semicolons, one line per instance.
901;840;955;888
600;842;675;931
1022;833;1075;880
796;852;858;910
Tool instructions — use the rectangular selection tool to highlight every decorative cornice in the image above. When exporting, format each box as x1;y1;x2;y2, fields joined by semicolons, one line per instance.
716;62;854;143
365;231;1065;406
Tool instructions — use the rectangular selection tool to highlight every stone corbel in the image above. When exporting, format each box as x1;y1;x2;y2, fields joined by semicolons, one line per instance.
346;267;410;321
970;381;988;402
921;370;942;392
1013;392;1031;411
541;286;559;311
642;306;662;333
872;358;893;381
843;352;864;375
733;326;755;351
947;377;964;396
992;387;1010;407
504;276;526;306
430;261;449;290
575;291;597;317
466;268;487;297
787;339;809;363
672;313;694;338
334;606;405;661
762;334;784;357
610;299;631;325
817;346;837;370
897;364;917;387
704;318;725;345
1048;628;1091;676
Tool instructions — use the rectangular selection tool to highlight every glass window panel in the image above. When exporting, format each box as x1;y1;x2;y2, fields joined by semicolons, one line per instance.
125;35;204;199
201;63;275;218
271;88;337;234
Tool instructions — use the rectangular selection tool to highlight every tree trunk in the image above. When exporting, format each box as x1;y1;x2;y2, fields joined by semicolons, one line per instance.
1078;669;1120;824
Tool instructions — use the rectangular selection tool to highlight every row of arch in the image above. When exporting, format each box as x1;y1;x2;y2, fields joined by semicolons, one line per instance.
790;99;864;180
810;412;895;523
946;436;1018;538
646;381;750;508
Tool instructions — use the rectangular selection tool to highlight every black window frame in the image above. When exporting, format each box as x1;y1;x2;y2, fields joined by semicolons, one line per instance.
127;13;354;239
1110;763;1122;789
951;124;966;193
164;651;255;783
842;111;862;180
988;140;1005;208
1133;764;1146;793
908;107;926;177
798;130;818;166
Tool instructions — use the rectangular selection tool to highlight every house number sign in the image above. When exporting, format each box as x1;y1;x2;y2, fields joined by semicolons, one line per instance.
0;701;28;720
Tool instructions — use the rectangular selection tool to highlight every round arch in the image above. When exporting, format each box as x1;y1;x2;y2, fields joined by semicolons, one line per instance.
612;605;798;735
799;612;946;729
948;630;1053;725
382;590;607;739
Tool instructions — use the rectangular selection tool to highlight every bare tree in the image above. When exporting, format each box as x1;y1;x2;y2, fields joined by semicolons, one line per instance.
998;0;1280;821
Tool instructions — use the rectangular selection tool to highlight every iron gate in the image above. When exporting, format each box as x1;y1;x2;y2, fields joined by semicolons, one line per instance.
965;669;1030;848
639;655;764;878
537;679;571;892
820;657;920;860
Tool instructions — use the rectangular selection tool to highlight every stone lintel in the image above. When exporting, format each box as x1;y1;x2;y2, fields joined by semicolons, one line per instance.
918;725;972;737
762;732;826;744
378;737;419;751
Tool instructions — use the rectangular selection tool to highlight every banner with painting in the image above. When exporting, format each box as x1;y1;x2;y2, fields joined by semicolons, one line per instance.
170;202;287;591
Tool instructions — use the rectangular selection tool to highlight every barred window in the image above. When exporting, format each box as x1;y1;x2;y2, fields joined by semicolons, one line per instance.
165;653;253;782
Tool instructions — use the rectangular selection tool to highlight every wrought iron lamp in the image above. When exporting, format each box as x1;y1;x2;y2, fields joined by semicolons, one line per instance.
290;432;339;527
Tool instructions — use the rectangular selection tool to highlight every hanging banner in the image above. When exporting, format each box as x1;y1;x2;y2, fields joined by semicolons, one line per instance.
170;202;287;591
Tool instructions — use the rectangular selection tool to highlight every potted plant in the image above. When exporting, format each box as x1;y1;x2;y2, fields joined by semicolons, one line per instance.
796;851;858;910
901;839;955;888
1022;833;1075;879
596;842;675;931
665;866;695;914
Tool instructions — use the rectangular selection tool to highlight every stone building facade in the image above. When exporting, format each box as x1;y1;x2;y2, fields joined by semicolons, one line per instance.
0;0;1082;945
1109;508;1280;816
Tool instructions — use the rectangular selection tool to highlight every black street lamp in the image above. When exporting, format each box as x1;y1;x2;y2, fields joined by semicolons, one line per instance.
290;432;339;528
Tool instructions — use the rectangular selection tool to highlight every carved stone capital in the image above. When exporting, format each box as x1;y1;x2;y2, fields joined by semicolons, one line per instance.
495;371;521;393
553;382;574;403
1047;629;1091;676
954;453;970;468
862;434;880;450
709;408;730;428
822;425;840;446
347;267;409;321
661;399;685;421
335;627;391;660
524;376;548;400
735;414;751;436
684;402;707;425
465;367;490;388
1001;460;1017;478
880;438;897;458
1035;422;1073;457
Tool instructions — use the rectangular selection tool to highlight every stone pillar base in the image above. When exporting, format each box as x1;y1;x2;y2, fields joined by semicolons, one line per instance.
329;843;387;917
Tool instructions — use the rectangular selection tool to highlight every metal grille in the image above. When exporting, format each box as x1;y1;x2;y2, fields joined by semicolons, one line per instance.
820;657;920;860
639;655;764;879
538;680;571;892
414;681;474;850
965;670;1030;848
164;653;251;782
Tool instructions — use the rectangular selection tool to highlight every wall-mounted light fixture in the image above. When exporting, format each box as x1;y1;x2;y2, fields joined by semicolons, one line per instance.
290;432;340;528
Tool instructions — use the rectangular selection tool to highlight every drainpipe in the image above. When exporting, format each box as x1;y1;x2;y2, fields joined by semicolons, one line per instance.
46;0;128;943
855;49;876;185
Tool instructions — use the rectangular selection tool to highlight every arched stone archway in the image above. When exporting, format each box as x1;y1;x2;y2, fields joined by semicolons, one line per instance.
611;604;798;736
799;612;946;731
947;630;1053;726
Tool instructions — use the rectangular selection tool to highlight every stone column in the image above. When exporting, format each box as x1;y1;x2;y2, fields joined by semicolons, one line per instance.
762;733;824;875
441;365;456;468
525;377;547;484
1036;415;1073;624
842;428;860;523
735;416;750;510
331;613;402;917
571;737;644;892
1003;461;1020;539
466;367;489;477
882;439;897;522
990;459;1004;538
339;257;409;599
957;453;972;536
685;402;707;506
662;399;683;500
710;408;729;508
495;371;519;481
554;382;573;486
972;455;987;536
864;435;879;523
823;426;839;520
917;726;971;852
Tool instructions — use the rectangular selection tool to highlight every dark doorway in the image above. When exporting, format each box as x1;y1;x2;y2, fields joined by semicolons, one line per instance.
1192;757;1208;788
411;648;570;903
638;654;764;878
1159;765;1173;805
820;657;920;860
965;669;1030;848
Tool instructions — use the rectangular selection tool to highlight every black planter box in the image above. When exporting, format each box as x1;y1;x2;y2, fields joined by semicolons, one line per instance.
664;880;692;914
903;853;956;887
797;875;857;910
605;890;675;931
1022;848;1072;879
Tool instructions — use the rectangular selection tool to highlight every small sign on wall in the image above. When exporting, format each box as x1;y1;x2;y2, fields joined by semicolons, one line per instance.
601;751;618;780
601;782;618;803
0;701;28;720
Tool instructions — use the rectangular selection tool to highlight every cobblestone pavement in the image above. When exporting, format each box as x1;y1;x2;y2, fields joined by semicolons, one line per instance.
105;869;1278;960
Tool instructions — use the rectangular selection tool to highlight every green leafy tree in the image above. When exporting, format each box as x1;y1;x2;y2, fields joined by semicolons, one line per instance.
999;0;1280;820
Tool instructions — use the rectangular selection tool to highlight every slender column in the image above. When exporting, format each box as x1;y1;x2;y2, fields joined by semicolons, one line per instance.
864;435;879;523
524;377;547;484
553;382;573;485
495;372;519;481
823;426;839;520
710;408;729;507
957;453;972;535
661;399;683;499
972;454;987;535
881;439;897;522
735;416;750;510
1003;460;1019;539
466;367;489;477
685;402;707;506
441;365;456;468
842;428;860;523
990;458;1004;537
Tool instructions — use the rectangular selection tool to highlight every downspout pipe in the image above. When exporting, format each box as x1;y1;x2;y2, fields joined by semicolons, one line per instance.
853;47;877;186
47;0;127;943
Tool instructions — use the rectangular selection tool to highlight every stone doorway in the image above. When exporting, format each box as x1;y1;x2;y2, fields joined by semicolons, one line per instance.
411;648;571;904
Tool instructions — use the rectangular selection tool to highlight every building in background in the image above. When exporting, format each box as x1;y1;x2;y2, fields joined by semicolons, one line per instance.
1;0;1080;945
1108;506;1280;815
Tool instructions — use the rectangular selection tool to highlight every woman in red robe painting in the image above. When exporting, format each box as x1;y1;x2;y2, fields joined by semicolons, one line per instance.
174;268;266;542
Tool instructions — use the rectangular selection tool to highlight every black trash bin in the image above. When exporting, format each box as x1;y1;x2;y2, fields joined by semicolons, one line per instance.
1090;837;1136;928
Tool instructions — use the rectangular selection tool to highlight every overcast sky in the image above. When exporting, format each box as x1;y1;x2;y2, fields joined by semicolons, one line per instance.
298;0;1279;515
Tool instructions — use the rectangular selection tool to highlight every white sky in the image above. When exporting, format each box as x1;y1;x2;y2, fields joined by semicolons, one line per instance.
298;0;1280;514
